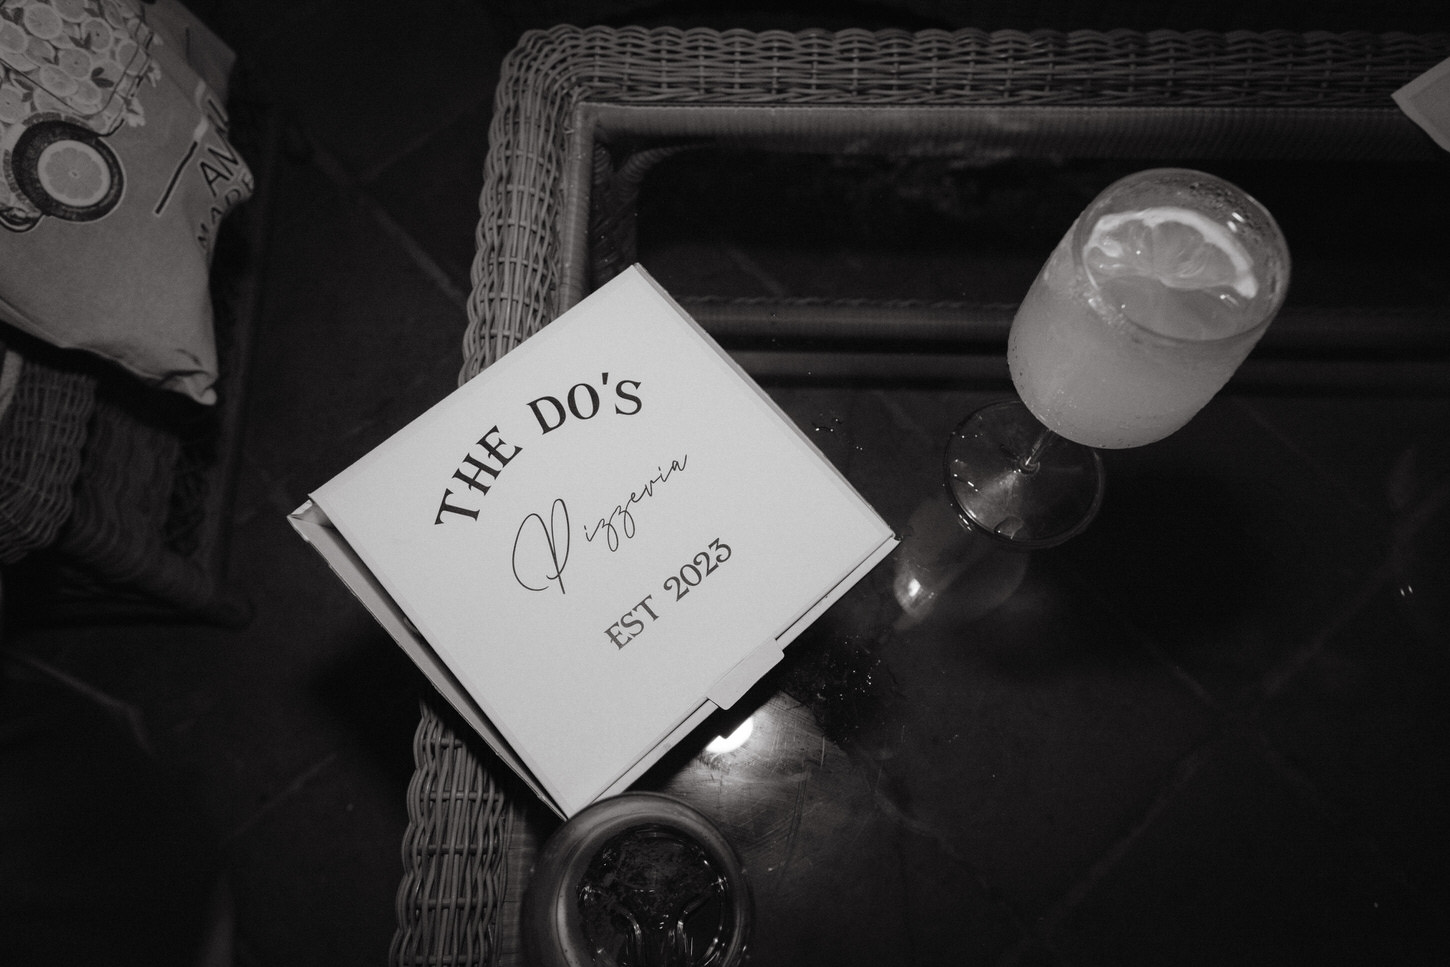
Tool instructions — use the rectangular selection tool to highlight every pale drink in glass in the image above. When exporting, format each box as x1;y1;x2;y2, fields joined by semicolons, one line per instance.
1008;169;1290;449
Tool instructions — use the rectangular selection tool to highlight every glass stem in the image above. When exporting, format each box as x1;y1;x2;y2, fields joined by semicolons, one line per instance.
1017;426;1057;474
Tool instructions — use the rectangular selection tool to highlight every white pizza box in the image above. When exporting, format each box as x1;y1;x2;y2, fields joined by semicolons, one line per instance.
289;265;897;818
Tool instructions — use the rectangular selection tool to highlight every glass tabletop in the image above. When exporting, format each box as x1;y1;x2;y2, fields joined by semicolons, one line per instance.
506;379;1450;965
423;28;1450;965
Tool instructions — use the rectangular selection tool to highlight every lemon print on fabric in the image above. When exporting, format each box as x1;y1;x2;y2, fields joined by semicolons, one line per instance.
82;17;111;50
37;64;77;97
11;120;123;221
25;34;54;67
0;83;25;124
38;139;110;207
57;46;90;78
0;21;27;55
21;4;64;42
53;0;93;24
0;0;158;228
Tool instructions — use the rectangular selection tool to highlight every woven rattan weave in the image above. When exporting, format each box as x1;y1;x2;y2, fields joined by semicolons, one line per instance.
0;346;95;566
461;27;1446;383
396;26;1449;966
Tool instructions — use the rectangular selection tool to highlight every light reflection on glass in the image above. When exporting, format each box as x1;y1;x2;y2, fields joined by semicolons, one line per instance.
705;716;755;754
892;495;1029;627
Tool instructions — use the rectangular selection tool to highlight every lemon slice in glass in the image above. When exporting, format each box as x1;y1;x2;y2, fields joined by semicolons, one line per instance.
1086;206;1257;298
1084;206;1261;339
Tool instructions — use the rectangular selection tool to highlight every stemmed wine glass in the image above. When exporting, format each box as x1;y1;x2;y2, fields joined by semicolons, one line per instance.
947;168;1291;549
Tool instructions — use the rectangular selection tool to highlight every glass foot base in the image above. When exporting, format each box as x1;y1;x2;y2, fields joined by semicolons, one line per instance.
945;400;1105;549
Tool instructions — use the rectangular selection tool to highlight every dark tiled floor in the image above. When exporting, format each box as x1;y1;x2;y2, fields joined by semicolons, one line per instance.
3;2;1450;966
